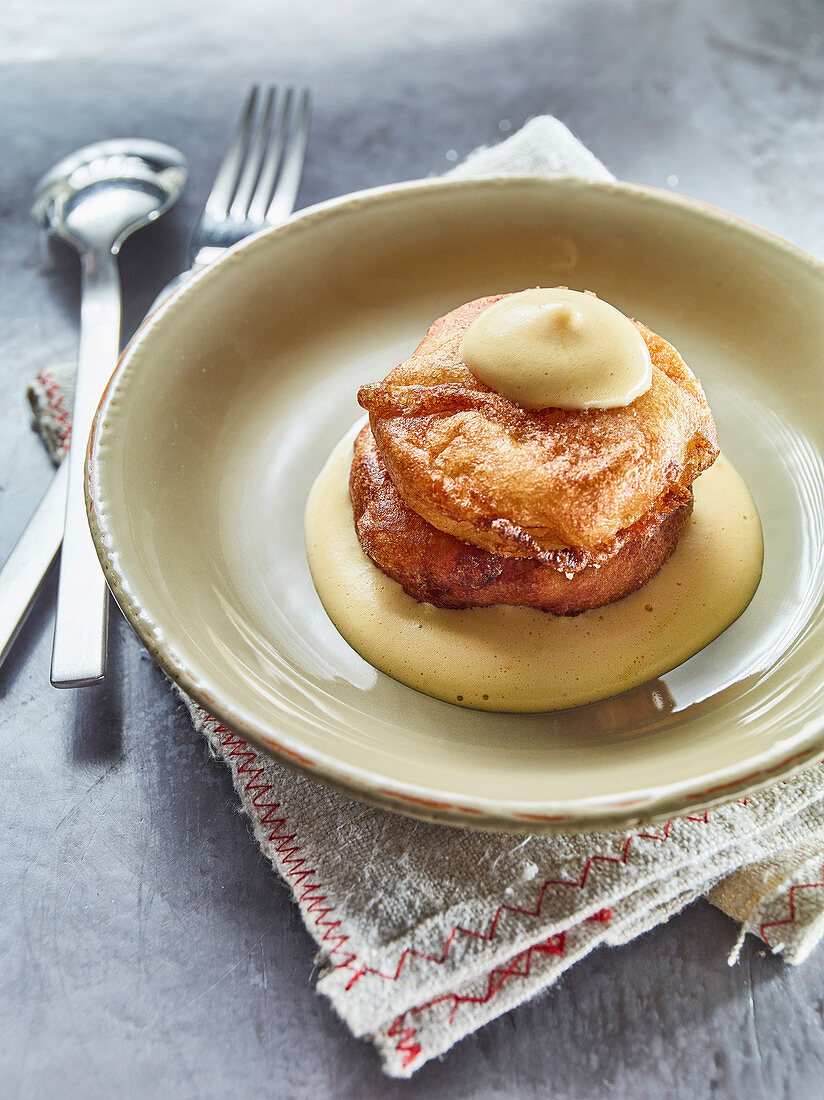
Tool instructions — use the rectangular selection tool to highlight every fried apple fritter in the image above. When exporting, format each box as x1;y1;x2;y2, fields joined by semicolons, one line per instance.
358;293;717;566
350;426;692;614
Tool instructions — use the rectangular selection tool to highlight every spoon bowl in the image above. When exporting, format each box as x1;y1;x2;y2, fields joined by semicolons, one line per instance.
32;138;187;254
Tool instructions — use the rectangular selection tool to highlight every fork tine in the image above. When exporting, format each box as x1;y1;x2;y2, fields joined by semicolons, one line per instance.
228;86;276;222
264;86;311;225
247;87;292;225
203;85;259;222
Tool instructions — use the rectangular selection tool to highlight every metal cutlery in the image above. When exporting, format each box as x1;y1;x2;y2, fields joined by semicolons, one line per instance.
0;85;312;678
0;461;67;669
150;83;311;308
32;139;188;687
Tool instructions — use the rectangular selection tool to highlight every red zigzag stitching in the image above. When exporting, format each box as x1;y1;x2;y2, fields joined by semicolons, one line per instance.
387;933;567;1069
214;725;725;1070
385;908;610;1062
341;811;710;990
217;731;717;979
39;369;72;448
218;728;358;971
760;859;824;949
381;814;716;1068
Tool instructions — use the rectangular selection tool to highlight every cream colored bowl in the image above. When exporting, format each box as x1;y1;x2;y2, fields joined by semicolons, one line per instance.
88;177;824;832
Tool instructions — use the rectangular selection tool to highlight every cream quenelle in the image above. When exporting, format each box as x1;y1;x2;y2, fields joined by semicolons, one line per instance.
460;288;652;409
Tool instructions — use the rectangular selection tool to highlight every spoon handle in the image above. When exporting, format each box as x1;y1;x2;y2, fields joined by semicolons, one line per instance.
50;251;121;687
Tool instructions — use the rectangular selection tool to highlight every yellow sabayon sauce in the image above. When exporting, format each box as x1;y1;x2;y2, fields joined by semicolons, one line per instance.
305;424;763;713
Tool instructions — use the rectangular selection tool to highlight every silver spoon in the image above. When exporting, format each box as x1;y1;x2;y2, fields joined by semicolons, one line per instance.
32;139;187;687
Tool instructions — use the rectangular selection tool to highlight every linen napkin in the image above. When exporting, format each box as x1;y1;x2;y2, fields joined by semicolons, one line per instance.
27;117;824;1078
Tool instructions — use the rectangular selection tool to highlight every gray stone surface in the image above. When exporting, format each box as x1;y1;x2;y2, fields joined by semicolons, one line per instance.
2;1;824;1096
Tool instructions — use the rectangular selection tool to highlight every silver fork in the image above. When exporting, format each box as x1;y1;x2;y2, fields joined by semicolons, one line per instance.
153;83;311;305
0;83;311;674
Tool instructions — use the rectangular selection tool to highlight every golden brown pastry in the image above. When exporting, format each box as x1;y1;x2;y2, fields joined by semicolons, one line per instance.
350;424;693;614
358;294;718;572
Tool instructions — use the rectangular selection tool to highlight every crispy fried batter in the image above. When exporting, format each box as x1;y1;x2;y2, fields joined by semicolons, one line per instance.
350;426;692;614
358;293;718;567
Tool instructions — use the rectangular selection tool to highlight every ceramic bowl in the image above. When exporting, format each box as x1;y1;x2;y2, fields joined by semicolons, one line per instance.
88;176;824;831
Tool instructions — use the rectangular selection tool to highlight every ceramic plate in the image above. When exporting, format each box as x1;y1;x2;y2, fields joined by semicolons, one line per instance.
88;177;824;832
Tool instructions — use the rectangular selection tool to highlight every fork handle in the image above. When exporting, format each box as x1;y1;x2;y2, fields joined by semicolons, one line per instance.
50;250;121;687
0;459;66;667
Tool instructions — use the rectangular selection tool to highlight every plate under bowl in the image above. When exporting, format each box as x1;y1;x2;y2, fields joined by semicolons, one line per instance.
88;176;824;831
